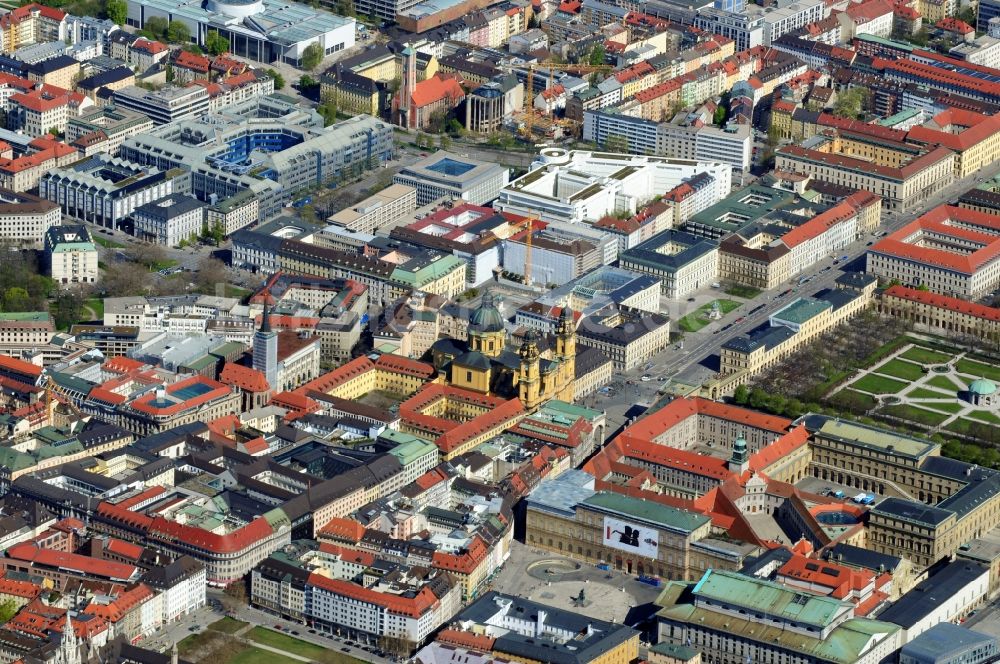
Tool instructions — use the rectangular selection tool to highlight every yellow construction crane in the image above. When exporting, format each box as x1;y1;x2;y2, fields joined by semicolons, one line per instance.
45;380;85;423
524;62;613;137
509;215;540;287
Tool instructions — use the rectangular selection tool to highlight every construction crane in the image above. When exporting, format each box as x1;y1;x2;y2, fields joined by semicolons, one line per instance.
524;62;613;137
45;380;85;424
509;215;541;287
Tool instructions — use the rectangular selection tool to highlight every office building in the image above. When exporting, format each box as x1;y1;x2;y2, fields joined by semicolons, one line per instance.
620;230;719;299
575;305;671;371
132;195;205;246
327;184;416;234
393;152;509;206
879;284;1000;343
878;561;988;641
66;105;154;158
0;188;61;249
504;226;615;286
39;156;188;229
111;85;210;125
497;148;731;224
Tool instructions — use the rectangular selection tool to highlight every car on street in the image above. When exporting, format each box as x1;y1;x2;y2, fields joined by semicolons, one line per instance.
341;647;351;653
641;375;652;382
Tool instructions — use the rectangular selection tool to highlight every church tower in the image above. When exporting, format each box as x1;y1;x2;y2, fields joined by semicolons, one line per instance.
518;329;542;410
554;306;576;401
468;292;506;358
729;434;750;474
399;43;417;129
253;303;278;391
60;612;79;664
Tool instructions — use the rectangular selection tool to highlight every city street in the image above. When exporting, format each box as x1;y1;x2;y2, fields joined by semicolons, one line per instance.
140;594;393;664
584;158;1000;442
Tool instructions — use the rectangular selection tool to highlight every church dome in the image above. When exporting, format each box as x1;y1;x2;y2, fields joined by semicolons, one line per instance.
969;378;997;396
469;293;504;333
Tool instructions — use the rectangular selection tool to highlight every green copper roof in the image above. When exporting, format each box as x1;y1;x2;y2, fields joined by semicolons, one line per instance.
969;378;997;396
772;297;831;325
582;491;710;533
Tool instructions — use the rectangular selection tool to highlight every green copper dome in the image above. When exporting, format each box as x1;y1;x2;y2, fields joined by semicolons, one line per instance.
469;293;504;334
969;378;997;396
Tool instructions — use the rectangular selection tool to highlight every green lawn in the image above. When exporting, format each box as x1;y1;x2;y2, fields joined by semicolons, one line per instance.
94;236;124;249
955;358;1000;382
230;648;302;664
829;389;878;411
876;359;926;381
677;299;741;333
724;284;761;299
906;387;949;399
927;375;961;392
968;410;1000;425
946;418;996;437
899;346;953;365
149;259;179;271
914;400;965;414
208;617;248;635
852;374;909;394
83;298;104;321
245;628;362;664
880;404;949;427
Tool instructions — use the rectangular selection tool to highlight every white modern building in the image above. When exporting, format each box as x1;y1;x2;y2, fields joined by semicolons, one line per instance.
124;0;355;66
496;148;731;224
393;152;510;207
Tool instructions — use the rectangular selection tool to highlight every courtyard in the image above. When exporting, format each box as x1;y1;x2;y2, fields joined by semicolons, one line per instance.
677;299;741;333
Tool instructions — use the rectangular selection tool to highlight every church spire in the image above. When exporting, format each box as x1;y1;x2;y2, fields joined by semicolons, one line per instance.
260;302;272;334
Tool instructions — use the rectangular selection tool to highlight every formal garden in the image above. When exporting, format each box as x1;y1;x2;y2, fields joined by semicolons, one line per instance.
732;311;1000;466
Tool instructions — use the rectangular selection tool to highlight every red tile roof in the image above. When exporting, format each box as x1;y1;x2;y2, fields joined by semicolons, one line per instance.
132;38;168;55
845;0;892;22
0;354;41;378
317;517;366;543
437;630;496;652
97;501;275;555
220;362;270;392
781;201;858;249
173;50;210;73
935;16;974;33
870;204;1000;273
308;573;439;618
0;573;42;600
318;542;375;567
883;284;1000;322
410;74;465;109
105;538;143;561
6;542;139;581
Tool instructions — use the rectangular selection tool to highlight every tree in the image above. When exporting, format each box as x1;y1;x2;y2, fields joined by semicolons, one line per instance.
604;134;629;153
439;134;451;150
165;63;174;82
909;27;930;46
832;87;868;119
266;68;285;90
205;30;229;55
195;256;228;293
52;289;85;329
144;16;168;40
126;243;167;270
166;20;191;44
0;600;17;624
588;43;606;66
301;42;324;71
298;74;319;90
183;43;204;55
447;118;464;136
106;0;127;24
733;384;750;404
713;103;727;126
2;287;31;312
317;102;338;126
48;127;60;137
